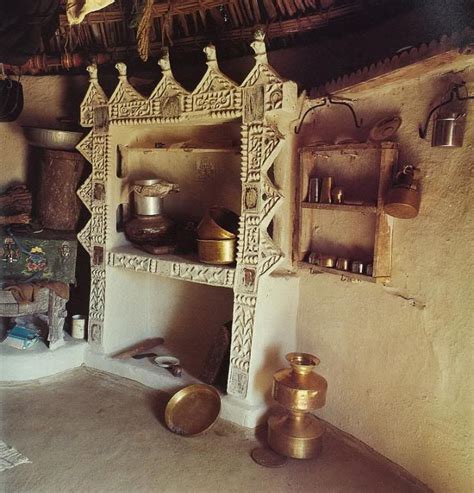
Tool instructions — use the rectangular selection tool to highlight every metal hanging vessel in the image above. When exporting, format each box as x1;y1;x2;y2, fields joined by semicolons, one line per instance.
268;352;328;459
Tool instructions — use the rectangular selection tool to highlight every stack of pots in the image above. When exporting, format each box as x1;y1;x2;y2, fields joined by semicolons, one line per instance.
196;206;239;265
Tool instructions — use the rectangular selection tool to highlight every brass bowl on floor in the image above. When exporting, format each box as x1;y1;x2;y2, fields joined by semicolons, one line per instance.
165;384;221;436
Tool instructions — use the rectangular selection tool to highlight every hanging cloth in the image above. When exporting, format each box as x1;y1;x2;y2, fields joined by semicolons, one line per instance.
66;0;115;26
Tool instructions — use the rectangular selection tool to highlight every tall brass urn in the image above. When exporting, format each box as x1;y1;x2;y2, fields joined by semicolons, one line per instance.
268;352;328;459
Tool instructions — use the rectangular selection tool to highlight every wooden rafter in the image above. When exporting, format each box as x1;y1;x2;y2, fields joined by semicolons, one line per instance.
83;3;362;55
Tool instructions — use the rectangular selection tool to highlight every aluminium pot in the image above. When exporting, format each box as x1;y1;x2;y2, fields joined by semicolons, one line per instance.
431;112;465;147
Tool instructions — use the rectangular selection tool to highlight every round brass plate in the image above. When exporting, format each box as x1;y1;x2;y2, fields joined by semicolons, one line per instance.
165;384;221;436
251;447;288;468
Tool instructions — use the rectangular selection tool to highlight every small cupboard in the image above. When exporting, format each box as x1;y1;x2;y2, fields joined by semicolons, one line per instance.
295;142;397;283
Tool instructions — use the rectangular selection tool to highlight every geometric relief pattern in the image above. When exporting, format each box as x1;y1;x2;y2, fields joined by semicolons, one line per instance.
80;64;108;128
78;30;296;395
77;176;94;213
106;250;235;289
229;294;257;372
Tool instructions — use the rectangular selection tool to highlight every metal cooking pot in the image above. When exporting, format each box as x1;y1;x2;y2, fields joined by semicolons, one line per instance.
432;112;465;147
22;127;84;151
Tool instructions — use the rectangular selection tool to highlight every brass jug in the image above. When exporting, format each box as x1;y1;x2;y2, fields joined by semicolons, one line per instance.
268;352;328;459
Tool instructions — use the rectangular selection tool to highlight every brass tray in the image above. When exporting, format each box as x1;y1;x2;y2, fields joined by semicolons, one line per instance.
165;384;221;436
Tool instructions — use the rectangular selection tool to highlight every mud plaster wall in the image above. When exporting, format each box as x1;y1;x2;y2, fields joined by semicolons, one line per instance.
0;75;87;191
1;61;472;492
296;69;474;493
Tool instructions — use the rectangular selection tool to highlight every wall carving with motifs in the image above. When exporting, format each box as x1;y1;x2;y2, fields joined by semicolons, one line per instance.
77;29;297;398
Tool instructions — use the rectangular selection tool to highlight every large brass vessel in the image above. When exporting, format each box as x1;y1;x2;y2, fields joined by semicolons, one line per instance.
268;352;328;459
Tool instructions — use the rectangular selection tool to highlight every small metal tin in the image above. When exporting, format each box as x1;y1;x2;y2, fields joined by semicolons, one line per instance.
335;258;349;271
308;251;319;265
351;260;365;274
365;263;373;277
319;255;336;268
331;187;344;204
320;177;333;204
307;178;320;203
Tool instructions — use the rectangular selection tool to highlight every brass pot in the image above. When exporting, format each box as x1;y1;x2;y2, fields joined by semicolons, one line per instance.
197;238;236;264
197;206;239;240
384;186;420;219
268;412;324;459
268;352;328;459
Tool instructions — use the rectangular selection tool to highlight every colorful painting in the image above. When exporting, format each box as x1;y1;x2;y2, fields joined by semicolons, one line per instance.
24;246;48;274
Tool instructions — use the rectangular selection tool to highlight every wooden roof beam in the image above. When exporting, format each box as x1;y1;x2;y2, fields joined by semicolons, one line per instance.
96;2;362;55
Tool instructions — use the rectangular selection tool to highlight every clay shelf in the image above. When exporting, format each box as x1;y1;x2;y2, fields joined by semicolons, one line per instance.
107;245;236;289
123;146;240;154
298;261;377;283
301;202;377;213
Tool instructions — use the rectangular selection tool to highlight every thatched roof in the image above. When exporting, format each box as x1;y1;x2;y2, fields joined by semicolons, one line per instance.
2;0;473;78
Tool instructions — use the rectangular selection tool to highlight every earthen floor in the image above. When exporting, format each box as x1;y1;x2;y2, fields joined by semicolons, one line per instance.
1;368;427;493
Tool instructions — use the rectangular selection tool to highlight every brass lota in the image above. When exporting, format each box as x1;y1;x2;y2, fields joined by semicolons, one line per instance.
268;352;328;459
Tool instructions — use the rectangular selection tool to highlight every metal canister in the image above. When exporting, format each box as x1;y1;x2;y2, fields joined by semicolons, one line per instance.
133;179;164;215
308;252;319;265
351;260;364;274
307;178;320;203
319;255;336;268
320;177;333;204
331;187;344;204
432;112;465;147
335;258;349;271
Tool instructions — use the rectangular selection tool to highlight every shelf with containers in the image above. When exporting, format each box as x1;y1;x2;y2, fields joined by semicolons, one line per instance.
75;34;300;414
295;142;397;283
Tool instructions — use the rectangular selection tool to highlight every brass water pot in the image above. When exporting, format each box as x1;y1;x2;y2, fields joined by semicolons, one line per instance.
268;352;328;459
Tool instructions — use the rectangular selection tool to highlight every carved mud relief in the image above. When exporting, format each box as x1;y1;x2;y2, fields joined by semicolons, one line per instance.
227;31;292;398
80;64;108;128
185;44;241;117
77;32;295;391
47;291;67;349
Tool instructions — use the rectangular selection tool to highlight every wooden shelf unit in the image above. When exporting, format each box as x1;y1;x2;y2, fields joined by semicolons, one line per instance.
301;202;377;213
295;142;397;282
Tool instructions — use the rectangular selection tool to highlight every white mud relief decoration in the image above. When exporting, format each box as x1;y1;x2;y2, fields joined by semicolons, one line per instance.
76;30;297;398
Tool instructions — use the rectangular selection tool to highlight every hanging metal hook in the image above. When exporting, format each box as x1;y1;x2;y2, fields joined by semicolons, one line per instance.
419;84;474;139
294;95;363;134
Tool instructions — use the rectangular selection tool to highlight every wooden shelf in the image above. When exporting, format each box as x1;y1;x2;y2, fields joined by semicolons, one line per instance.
295;143;396;281
298;261;377;283
122;146;240;154
301;202;377;213
107;245;235;289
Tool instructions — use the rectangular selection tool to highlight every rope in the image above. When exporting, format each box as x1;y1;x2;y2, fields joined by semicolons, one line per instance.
137;0;154;61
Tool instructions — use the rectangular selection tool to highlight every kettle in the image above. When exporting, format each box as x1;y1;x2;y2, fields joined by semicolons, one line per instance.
384;165;421;219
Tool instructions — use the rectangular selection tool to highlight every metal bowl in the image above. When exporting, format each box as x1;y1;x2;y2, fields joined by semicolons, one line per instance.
197;207;239;240
22;127;84;151
165;384;221;436
197;238;236;264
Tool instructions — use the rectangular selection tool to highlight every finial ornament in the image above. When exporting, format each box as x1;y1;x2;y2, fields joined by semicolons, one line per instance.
251;27;268;63
115;62;127;78
158;47;171;73
87;63;98;80
203;44;218;68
